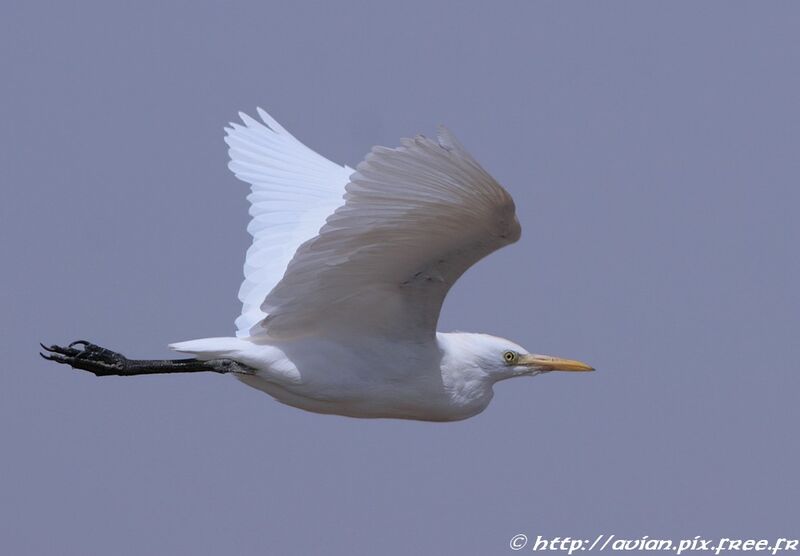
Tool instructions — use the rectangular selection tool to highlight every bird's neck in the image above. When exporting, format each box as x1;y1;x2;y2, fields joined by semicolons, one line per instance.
436;332;497;406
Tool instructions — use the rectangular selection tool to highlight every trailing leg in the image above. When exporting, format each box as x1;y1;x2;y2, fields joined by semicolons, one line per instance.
40;340;255;377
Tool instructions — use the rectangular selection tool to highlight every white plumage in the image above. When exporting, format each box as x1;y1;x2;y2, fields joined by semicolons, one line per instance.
225;108;354;337
169;109;592;421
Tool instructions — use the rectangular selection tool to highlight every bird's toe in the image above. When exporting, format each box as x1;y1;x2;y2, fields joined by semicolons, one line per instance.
40;342;80;356
40;340;127;376
68;340;93;349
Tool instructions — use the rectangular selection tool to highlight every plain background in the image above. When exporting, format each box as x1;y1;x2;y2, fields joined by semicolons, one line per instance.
2;2;798;555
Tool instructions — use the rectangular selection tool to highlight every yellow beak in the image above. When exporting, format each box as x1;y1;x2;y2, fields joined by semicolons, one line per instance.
518;354;595;372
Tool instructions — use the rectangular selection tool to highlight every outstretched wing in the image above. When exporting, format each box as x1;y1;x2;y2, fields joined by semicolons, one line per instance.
255;127;521;342
225;109;353;337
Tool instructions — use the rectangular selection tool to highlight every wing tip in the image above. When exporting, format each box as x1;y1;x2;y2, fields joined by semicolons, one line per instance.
256;106;277;129
436;125;465;153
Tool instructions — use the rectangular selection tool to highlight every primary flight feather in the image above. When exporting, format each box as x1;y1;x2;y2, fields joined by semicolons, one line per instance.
42;108;593;422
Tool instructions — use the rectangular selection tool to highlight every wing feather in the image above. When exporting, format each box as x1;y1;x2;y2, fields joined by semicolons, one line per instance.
256;128;520;341
226;109;352;337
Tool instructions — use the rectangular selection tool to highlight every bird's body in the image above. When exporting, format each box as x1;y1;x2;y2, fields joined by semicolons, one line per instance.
171;333;522;421
43;108;593;421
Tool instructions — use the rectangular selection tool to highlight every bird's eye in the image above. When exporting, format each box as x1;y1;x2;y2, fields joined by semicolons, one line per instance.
503;351;518;364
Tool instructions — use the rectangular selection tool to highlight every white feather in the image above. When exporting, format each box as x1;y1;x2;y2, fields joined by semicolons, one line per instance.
225;108;353;337
256;126;521;341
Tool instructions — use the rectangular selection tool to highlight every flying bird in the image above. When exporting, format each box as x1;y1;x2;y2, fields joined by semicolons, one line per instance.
42;109;593;421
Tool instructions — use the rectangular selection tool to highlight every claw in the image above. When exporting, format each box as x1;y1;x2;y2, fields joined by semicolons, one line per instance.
40;340;129;377
68;340;92;349
40;343;80;356
40;342;58;353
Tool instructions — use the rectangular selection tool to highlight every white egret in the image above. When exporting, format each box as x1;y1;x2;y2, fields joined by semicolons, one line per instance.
42;108;593;422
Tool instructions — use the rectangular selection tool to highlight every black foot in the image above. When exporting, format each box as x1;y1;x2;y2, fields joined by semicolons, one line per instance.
40;341;128;377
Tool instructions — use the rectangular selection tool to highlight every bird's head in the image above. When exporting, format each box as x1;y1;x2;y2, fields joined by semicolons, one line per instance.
440;333;594;382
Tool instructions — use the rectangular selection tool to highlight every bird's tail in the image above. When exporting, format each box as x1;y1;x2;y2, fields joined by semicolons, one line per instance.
168;337;253;360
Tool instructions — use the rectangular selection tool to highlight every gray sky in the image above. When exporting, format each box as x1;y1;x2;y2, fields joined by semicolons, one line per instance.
2;2;798;555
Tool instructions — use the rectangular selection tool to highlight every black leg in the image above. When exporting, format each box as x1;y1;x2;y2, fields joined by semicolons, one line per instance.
40;340;255;377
